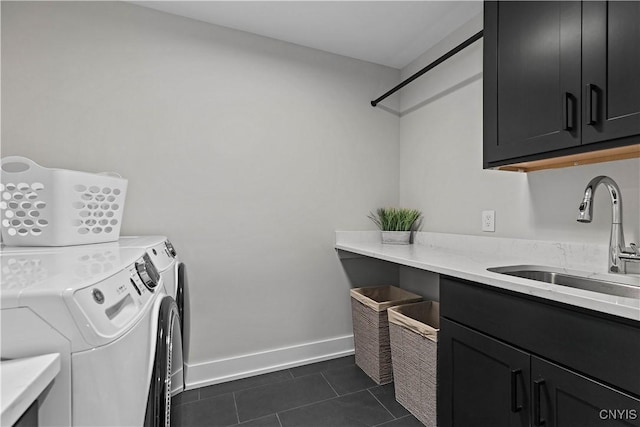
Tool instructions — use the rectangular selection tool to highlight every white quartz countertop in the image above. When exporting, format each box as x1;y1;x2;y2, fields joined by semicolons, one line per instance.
1;353;60;426
335;231;640;321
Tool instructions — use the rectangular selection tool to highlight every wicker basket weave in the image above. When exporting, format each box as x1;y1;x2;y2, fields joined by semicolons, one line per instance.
350;286;422;385
388;301;440;427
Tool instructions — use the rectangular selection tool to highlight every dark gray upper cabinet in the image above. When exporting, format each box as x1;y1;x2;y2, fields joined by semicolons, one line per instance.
582;1;640;145
484;1;640;169
486;1;582;161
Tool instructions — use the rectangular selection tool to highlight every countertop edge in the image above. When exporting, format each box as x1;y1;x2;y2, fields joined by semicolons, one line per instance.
335;241;640;322
1;353;61;426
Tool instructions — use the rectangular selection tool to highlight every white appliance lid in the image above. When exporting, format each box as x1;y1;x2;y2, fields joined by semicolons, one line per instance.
1;242;144;304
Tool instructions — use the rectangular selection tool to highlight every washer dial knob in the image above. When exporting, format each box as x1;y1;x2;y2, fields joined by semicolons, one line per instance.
136;253;160;290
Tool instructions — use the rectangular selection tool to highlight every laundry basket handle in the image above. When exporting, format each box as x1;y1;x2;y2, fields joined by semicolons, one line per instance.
0;156;41;174
97;171;123;179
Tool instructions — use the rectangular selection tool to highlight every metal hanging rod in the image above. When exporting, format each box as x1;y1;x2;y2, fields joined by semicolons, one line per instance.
371;30;484;107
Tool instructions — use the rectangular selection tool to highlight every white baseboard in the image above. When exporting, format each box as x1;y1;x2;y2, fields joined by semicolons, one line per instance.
184;334;354;390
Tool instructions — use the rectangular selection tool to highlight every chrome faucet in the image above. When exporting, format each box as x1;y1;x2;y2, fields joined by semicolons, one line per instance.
577;176;640;273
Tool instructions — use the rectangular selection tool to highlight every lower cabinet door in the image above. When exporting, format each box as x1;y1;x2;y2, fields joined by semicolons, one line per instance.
532;357;640;427
439;318;530;427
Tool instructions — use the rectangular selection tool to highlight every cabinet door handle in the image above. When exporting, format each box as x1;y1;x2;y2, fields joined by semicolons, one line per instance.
586;84;598;125
563;92;575;131
533;379;546;426
510;369;522;413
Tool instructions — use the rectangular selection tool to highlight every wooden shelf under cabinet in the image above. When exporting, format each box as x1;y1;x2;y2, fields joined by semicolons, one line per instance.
494;144;640;173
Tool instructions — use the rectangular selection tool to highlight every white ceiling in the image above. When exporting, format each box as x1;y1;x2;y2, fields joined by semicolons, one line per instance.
130;1;483;69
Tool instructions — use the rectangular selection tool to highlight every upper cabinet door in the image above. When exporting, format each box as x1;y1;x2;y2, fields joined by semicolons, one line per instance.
484;1;582;164
582;1;640;144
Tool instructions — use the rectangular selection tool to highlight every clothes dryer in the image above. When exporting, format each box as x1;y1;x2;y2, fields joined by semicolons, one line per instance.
0;240;182;426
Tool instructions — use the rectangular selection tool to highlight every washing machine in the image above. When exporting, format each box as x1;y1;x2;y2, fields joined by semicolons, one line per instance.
0;238;183;426
117;236;191;400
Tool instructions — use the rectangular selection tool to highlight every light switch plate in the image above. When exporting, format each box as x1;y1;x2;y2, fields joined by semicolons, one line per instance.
482;210;495;232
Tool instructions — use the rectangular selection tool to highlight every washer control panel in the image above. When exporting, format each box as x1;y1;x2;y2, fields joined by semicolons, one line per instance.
141;239;177;273
70;254;161;345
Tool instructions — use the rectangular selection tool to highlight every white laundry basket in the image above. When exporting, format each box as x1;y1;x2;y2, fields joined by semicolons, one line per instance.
1;156;128;246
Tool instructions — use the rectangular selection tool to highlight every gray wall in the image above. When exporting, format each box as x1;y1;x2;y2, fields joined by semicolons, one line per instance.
4;1;638;387
398;12;639;246
1;2;400;386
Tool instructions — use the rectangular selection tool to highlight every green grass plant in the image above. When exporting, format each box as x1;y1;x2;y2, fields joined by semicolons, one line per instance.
368;207;423;232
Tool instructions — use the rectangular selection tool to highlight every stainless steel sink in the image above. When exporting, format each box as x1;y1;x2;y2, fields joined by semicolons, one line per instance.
487;265;640;299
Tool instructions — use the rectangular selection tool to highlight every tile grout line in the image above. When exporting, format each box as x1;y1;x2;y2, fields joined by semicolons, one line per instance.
285;368;294;380
288;360;356;380
367;388;397;420
190;359;360;425
233;375;342;425
200;373;294;401
196;357;354;400
274;395;339;420
373;414;414;427
320;372;340;397
232;392;240;424
226;384;381;426
275;386;378;419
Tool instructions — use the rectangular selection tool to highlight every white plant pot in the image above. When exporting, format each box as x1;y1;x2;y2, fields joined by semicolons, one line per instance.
381;231;411;245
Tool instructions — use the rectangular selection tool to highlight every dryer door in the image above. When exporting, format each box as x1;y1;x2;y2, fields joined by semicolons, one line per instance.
177;262;190;364
145;297;183;427
176;263;186;333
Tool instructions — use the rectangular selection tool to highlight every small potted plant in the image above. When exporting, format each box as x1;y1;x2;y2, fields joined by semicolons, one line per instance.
368;207;423;245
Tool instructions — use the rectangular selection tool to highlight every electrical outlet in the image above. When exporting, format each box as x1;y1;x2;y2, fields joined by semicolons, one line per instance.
482;210;495;232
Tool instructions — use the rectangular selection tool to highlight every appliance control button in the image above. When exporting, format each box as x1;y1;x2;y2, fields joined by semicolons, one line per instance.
129;278;141;295
92;289;105;304
165;240;177;257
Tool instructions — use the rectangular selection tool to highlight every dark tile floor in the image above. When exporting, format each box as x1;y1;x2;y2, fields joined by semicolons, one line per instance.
171;356;423;427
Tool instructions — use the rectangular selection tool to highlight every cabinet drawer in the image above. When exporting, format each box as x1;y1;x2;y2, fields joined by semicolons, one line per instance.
440;277;640;396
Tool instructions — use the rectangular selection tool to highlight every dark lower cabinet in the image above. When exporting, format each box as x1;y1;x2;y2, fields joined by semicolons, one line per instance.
533;357;640;427
439;277;640;426
439;318;530;427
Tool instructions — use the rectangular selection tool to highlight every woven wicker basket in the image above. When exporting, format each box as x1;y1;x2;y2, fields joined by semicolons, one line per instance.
388;301;440;427
350;286;423;385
